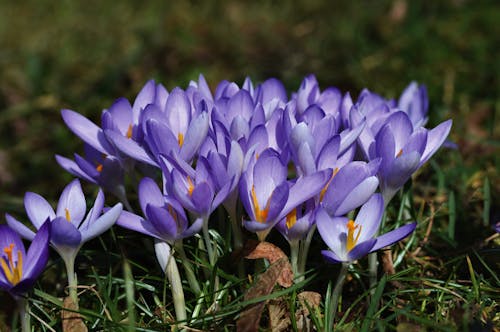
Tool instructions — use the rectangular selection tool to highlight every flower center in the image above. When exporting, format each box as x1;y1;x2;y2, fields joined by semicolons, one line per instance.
251;185;271;223
0;243;23;286
319;167;339;202
286;208;297;229
346;219;362;252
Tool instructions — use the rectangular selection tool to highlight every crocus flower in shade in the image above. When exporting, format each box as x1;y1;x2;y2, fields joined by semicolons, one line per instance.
56;143;126;201
5;179;122;301
0;221;50;296
116;177;202;244
398;81;429;128
373;111;452;203
317;194;416;263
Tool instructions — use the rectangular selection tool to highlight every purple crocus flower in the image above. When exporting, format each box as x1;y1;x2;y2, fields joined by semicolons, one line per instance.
116;177;202;244
239;149;332;240
56;143;125;199
317;194;416;263
5;179;122;268
373;111;452;203
0;221;50;296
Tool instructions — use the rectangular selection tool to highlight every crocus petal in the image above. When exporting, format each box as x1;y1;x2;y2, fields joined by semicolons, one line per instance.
105;130;158;166
347;239;377;261
297;142;316;175
180;112;209;161
334;176;379;217
354;194;384;242
146;205;179;241
264;182;289;224
24;192;55;229
191;182;214;216
78;189;105;231
5;214;36;241
61;109;114;154
139;177;164;215
385;151;421;190
55;155;95;183
51;217;82;247
165;87;191;135
56;179;86;227
419;120;452;166
316;209;346;257
180;217;203;238
321;250;343;264
154;240;171;273
80;203;122;243
23;220;51;280
370;222;417;252
116;210;161;239
0;225;27;259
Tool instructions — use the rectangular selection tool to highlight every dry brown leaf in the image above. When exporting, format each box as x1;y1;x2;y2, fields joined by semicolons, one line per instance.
237;259;288;332
268;298;291;332
61;297;88;332
243;240;293;287
296;292;321;332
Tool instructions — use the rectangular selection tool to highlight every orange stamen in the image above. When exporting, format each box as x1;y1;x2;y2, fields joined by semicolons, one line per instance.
396;149;403;158
187;176;195;196
286;208;297;229
1;243;23;285
251;185;271;223
126;124;133;139
96;164;103;172
65;208;71;222
320;167;339;202
346;220;362;252
178;133;184;147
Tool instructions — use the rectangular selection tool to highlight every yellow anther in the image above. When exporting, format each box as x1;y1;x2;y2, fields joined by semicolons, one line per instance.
96;164;103;172
1;243;23;286
251;185;271;223
320;167;339;202
346;220;362;252
178;133;184;147
286;208;297;229
126;124;133;139
65;208;71;222
187;176;195;197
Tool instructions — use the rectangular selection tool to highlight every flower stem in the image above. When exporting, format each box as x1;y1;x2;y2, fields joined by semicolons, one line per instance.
64;255;78;304
175;241;201;296
16;296;30;332
327;263;348;331
368;252;378;295
166;254;187;326
290;240;300;282
297;224;317;282
201;216;219;293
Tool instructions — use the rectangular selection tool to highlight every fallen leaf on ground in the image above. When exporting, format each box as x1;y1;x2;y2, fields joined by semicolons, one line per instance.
61;297;88;332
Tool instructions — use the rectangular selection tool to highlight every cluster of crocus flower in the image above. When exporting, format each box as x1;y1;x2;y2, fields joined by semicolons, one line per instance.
1;74;451;329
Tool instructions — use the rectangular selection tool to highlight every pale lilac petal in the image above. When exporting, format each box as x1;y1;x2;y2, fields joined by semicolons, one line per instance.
56;179;86;226
0;225;26;259
146;205;179;241
24;192;55;229
132;80;156;122
61;109;113;155
419;120;452;166
5;214;36;241
191;182;214;216
116;210;160;239
165;87;191;136
139;177;164;215
370;223;416;252
297;142;316;175
55;155;95;183
106;97;133;134
80;203;122;243
78;189;105;230
334;176;379;216
181;217;203;238
316;209;346;256
105;130;158;166
180;112;209;161
355;194;384;242
321;250;343;264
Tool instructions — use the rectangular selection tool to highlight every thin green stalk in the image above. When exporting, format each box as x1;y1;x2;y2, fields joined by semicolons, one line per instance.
175;241;201;296
297;224;317;282
63;255;78;304
16;296;30;332
166;254;187;326
290;240;300;281
326;263;349;331
201;216;220;293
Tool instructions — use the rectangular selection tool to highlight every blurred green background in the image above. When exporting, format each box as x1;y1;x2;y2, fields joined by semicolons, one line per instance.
0;0;498;204
0;0;498;329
